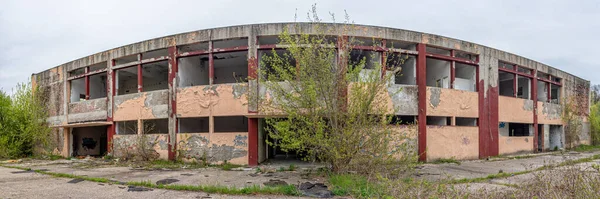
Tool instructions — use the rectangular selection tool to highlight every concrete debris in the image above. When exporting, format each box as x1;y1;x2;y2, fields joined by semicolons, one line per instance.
67;178;85;184
156;178;179;185
299;182;333;198
127;185;153;192
263;179;288;187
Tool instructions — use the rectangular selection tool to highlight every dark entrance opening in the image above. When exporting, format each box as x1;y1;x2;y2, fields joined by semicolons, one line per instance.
72;126;108;157
259;118;310;164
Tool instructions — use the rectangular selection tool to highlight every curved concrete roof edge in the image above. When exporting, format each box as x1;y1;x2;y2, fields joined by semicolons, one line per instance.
38;22;588;83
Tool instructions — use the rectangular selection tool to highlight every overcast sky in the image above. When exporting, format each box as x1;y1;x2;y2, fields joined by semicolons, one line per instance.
1;0;599;93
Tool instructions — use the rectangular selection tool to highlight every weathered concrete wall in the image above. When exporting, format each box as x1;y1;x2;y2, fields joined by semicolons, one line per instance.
177;84;248;117
427;88;478;117
113;90;168;121
537;102;563;125
68;98;108;123
498;136;534;155
113;134;169;160
386;85;419;115
177;132;248;165
499;96;534;123
426;126;479;161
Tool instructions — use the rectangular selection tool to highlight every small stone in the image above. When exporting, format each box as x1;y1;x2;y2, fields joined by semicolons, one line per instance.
263;179;288;187
248;173;259;177
204;175;209;177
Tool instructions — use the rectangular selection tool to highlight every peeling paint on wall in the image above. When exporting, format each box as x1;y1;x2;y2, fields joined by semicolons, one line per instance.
429;87;441;108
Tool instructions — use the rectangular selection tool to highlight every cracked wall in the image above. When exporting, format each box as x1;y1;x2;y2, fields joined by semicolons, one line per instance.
113;134;169;160
68;98;108;123
177;132;248;165
113;90;168;121
176;84;248;117
538;102;563;125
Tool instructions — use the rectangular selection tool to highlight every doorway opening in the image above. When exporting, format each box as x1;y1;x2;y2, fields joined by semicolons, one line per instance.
71;126;108;157
537;124;544;152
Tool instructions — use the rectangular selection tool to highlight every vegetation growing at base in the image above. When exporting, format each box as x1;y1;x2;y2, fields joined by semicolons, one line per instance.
0;82;52;158
255;4;417;175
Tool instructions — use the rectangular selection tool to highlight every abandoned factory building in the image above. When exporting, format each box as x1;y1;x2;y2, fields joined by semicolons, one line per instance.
32;23;591;165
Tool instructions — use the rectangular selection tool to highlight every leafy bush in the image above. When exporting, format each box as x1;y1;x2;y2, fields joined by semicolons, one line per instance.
0;83;51;158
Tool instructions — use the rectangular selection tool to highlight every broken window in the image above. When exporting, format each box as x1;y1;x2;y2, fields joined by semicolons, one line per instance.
213;51;248;84
214;116;248;132
70;78;86;102
517;75;531;99
258;49;296;81
143;119;169;134
141;48;168;60
455;63;476;91
89;73;107;99
499;62;514;70
142;61;168;92
89;62;106;72
456;117;478;127
349;49;381;70
213;38;248;49
537;71;549;80
178;117;209;133
69;68;86;78
537;80;548;102
352;37;381;47
426;46;451;56
385;40;417;51
509;123;531;137
427;116;451;126
454;51;477;62
178;55;210;87
116;66;138;95
552;76;561;83
499;71;515;97
178;42;209;54
114;54;138;66
389;115;416;125
426;58;451;88
117;120;138;135
390;54;416;85
517;66;532;74
258;36;279;45
551;84;561;104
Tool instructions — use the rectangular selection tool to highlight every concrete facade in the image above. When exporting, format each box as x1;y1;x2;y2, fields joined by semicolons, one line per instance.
32;23;591;164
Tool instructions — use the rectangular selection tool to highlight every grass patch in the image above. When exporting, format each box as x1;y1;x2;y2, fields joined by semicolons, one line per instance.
1;164;299;196
451;154;600;184
574;145;600;152
216;162;244;171
432;158;461;165
328;174;383;197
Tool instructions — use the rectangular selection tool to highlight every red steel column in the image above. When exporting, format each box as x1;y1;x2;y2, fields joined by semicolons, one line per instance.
479;58;499;158
416;43;427;162
107;60;116;153
209;41;214;85
532;69;539;152
450;50;455;89
248;118;258;166
167;46;178;161
137;54;143;92
85;67;90;100
381;39;387;78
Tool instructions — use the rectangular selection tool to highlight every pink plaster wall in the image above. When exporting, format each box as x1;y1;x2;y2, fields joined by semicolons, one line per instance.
537;102;563;125
499;136;534;155
426;126;479;161
427;88;479;117
499;97;534;123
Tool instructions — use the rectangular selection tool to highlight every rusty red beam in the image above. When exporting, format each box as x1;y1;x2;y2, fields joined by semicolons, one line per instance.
426;53;478;65
167;46;178;161
248;118;258;166
532;69;539;152
107;59;116;153
212;46;248;53
381;39;387;78
177;50;211;58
